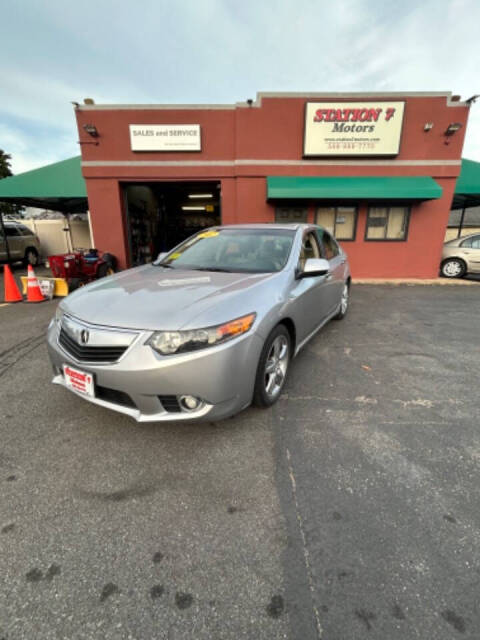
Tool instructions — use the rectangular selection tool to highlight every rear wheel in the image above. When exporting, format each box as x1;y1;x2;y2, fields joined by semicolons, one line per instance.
253;325;291;408
441;258;466;278
23;247;39;267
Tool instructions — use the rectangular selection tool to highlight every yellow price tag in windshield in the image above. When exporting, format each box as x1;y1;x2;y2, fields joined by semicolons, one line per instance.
169;252;181;260
198;230;219;239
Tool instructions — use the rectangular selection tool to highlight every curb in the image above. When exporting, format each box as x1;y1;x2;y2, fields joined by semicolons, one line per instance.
353;278;479;285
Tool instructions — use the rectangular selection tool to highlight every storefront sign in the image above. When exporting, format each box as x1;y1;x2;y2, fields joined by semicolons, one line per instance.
129;124;201;151
304;102;405;156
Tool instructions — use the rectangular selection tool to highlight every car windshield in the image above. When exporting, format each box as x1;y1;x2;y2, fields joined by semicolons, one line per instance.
155;228;295;273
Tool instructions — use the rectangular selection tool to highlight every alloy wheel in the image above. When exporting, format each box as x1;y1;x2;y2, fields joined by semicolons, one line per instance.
341;284;349;314
264;335;289;399
442;259;464;277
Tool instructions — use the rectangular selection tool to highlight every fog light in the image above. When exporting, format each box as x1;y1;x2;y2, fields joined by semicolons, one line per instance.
179;395;200;411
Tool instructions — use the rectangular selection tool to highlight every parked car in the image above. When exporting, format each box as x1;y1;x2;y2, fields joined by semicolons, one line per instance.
441;233;480;278
47;224;350;422
0;221;41;266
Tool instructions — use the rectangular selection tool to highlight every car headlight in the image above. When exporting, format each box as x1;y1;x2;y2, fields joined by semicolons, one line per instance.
148;313;256;356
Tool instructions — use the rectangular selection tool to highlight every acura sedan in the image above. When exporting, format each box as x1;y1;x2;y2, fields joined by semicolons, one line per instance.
47;224;350;422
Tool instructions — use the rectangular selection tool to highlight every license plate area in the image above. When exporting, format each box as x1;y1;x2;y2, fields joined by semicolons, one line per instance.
63;364;94;397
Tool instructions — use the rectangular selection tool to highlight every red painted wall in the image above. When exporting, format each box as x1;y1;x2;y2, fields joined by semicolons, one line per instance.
76;93;470;276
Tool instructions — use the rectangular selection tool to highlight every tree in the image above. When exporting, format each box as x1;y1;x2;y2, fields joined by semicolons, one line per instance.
0;149;24;218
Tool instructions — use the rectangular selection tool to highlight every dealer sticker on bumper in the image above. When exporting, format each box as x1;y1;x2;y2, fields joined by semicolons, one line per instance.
63;365;94;397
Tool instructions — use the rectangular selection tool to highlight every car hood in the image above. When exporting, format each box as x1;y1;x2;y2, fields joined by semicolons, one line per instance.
61;265;275;330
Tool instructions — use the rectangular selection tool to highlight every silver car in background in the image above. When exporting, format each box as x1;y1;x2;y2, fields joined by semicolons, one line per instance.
0;221;41;266
47;224;350;422
441;233;480;278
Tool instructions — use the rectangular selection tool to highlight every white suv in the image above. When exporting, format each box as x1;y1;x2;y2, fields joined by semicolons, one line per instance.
0;221;41;266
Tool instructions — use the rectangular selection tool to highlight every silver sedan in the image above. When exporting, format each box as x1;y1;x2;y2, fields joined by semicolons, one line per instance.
47;224;350;422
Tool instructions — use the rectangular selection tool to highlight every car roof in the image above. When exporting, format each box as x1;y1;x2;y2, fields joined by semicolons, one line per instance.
445;232;480;245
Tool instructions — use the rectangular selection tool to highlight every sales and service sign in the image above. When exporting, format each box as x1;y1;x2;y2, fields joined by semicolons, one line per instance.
129;124;201;151
304;102;405;156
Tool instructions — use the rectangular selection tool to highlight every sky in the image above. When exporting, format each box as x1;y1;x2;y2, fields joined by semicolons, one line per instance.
1;0;479;174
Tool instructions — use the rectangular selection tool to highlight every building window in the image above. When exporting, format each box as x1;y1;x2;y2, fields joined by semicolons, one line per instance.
365;206;409;241
275;207;308;223
316;206;357;240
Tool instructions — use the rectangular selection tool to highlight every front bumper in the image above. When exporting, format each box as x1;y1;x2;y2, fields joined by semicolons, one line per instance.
47;318;264;422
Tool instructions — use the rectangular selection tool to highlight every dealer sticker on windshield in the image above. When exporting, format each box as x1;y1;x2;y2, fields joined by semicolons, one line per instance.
63;365;94;397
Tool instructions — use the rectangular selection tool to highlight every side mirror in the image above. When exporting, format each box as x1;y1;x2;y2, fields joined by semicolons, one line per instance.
157;252;167;261
298;258;330;278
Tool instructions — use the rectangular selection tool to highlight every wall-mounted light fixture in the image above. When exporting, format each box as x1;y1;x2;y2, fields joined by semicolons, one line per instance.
424;123;434;131
188;193;213;199
182;205;206;211
445;122;463;136
83;124;99;138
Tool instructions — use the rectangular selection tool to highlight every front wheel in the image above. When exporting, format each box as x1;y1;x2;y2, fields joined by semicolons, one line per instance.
334;282;350;320
441;258;466;278
253;325;291;408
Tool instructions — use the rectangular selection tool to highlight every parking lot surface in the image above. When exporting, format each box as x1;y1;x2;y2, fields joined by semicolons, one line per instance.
1;283;479;639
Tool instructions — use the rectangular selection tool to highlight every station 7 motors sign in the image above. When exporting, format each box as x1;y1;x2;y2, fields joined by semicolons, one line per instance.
304;102;405;156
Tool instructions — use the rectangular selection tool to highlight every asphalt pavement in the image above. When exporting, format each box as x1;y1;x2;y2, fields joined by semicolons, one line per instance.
0;282;479;639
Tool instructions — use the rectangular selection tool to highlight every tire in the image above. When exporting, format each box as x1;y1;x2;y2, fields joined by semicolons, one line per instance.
102;253;117;271
334;281;350;320
23;247;39;267
441;258;466;279
68;278;83;292
253;324;291;408
96;263;110;279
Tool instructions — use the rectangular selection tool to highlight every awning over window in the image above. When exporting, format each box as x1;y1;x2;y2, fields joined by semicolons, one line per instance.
0;156;87;213
452;158;480;208
267;176;443;201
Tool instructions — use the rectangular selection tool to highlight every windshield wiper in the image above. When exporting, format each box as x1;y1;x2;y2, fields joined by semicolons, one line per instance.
192;267;234;273
155;262;175;268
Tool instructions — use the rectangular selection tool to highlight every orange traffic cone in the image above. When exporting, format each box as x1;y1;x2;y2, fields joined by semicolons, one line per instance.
3;264;23;303
26;265;46;303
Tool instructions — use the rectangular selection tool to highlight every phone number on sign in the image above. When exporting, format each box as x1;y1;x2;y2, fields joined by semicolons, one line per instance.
327;142;376;150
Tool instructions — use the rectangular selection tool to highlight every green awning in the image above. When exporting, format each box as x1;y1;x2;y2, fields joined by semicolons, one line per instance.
452;158;480;208
0;156;87;213
267;176;443;201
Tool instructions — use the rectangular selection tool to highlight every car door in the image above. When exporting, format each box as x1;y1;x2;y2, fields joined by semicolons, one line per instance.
460;235;480;273
4;225;24;260
288;229;331;344
316;229;346;314
0;224;7;261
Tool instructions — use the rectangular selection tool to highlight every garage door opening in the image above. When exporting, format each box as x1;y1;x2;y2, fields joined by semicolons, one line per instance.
123;181;221;266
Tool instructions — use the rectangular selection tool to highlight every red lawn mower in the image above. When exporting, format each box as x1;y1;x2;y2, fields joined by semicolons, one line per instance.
46;249;117;293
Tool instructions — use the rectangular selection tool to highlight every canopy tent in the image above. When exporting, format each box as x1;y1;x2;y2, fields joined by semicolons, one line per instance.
0;156;87;213
452;158;480;209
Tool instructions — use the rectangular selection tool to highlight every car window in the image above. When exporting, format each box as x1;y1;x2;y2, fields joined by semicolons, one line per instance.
470;236;480;249
298;231;321;270
17;224;34;236
4;226;21;237
319;230;340;260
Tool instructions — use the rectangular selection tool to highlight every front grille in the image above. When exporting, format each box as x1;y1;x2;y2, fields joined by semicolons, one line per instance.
59;327;127;363
158;395;181;413
96;385;136;408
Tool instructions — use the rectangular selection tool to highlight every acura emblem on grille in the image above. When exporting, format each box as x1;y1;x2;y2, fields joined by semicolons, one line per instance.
80;329;90;344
